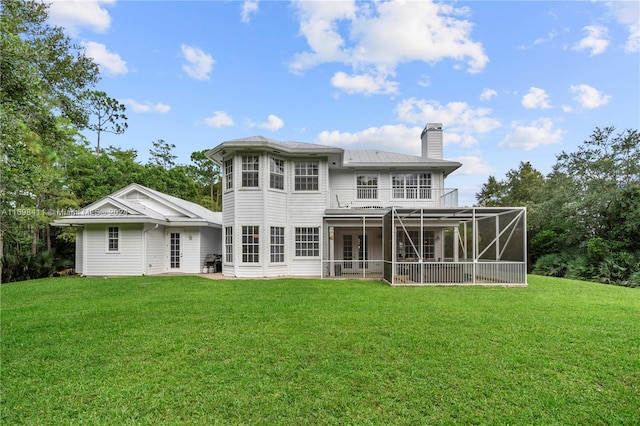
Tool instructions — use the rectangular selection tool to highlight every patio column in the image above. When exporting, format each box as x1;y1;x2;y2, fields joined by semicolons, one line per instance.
329;226;335;277
453;226;459;262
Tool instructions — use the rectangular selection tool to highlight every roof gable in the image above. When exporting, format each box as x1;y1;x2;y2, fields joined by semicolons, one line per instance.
53;184;221;226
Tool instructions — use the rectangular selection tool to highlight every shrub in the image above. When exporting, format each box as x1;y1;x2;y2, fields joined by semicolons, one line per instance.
532;253;566;277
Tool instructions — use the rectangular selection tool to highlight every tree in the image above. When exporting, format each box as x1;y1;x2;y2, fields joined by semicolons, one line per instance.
188;149;221;210
81;90;128;154
476;161;545;208
1;0;100;282
149;139;177;169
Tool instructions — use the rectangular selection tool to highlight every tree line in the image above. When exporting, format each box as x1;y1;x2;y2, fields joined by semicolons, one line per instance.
0;0;221;282
476;127;640;287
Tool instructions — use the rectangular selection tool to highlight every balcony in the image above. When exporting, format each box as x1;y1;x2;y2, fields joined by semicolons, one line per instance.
329;187;458;209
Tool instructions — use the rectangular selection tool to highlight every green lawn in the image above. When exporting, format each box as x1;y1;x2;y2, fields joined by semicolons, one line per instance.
1;275;638;425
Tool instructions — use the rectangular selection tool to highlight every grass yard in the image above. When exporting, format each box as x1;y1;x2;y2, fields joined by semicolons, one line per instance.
1;275;639;425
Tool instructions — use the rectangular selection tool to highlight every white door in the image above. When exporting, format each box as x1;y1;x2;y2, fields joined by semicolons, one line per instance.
168;231;182;271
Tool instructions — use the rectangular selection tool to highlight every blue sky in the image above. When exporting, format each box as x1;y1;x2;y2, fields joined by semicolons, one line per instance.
47;0;639;206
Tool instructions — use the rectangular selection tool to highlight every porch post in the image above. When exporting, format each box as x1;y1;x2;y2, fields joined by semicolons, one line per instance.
362;217;366;279
329;225;335;277
472;208;477;284
453;226;459;262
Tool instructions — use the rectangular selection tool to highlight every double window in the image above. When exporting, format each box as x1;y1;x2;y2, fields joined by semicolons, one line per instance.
392;173;432;199
242;156;259;188
270;157;284;190
356;174;378;199
294;161;319;191
295;227;319;257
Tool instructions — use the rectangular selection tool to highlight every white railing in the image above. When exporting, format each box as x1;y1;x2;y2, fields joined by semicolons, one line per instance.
393;261;526;285
321;260;526;285
321;260;384;279
330;188;458;209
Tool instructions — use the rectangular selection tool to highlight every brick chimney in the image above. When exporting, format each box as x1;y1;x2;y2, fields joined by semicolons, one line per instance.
420;123;443;160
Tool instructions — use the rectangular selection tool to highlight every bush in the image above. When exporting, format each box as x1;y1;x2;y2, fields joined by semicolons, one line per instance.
566;254;597;282
532;253;566;277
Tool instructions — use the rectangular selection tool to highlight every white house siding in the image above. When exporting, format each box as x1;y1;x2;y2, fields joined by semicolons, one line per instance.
75;229;84;274
144;225;165;275
329;169;449;209
84;224;143;276
200;226;222;267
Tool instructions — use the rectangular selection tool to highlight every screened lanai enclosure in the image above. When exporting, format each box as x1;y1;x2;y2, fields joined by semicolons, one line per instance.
322;207;527;286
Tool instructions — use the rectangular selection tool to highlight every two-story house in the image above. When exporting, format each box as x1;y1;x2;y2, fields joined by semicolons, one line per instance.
206;123;526;286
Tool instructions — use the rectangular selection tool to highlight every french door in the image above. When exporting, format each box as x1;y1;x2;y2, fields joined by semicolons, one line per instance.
343;234;368;271
169;231;182;271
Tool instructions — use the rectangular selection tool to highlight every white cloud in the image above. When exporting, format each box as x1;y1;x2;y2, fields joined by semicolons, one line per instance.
181;45;215;80
572;25;610;56
522;87;551;109
396;98;501;146
534;30;557;46
330;71;399;95
204;111;234;127
417;75;431;88
451;156;495;175
241;0;259;24
316;124;423;155
289;0;488;94
570;84;611;109
498;118;565;150
479;88;497;101
606;1;640;53
121;99;170;114
259;114;284;131
47;0;113;36
81;41;127;76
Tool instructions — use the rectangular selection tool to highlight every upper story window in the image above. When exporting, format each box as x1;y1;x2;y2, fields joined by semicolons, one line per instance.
392;173;432;199
294;161;319;191
357;174;378;199
241;156;259;188
270;157;284;190
224;159;233;190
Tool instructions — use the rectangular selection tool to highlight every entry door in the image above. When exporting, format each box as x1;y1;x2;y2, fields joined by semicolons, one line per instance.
169;231;182;271
343;234;368;271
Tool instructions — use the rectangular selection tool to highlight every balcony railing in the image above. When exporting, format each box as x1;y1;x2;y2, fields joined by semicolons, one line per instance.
330;188;458;209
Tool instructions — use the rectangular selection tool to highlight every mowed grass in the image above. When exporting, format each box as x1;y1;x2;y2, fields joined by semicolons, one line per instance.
1;276;639;425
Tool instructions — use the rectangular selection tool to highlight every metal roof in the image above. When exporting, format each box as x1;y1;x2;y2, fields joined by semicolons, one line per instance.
52;183;222;227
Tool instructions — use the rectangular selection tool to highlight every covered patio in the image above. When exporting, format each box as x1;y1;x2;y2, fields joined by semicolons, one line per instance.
322;207;527;286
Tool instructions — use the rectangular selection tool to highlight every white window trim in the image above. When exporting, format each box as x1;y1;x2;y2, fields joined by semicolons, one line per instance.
241;155;261;189
269;157;285;191
293;160;320;192
105;226;120;253
294;226;320;258
356;173;379;200
224;158;234;192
